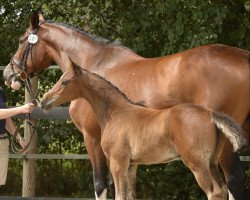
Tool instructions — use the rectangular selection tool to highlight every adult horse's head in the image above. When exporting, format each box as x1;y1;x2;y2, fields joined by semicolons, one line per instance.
3;11;54;90
41;67;82;110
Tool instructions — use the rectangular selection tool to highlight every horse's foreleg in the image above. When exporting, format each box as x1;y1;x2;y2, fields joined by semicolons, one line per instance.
84;131;109;200
219;141;247;200
69;100;110;200
242;115;250;150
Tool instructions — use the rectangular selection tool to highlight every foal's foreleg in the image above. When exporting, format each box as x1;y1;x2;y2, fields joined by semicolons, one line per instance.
128;164;138;199
109;159;132;200
109;171;115;198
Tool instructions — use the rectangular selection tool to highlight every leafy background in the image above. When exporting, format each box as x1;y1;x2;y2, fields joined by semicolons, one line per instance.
0;0;249;199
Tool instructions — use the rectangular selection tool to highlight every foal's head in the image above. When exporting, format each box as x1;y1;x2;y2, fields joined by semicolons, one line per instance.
41;68;82;110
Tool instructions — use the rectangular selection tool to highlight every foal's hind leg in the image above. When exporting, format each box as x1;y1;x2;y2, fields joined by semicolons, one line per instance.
210;163;228;199
181;154;226;200
209;130;228;199
188;162;226;200
109;158;133;200
181;144;227;199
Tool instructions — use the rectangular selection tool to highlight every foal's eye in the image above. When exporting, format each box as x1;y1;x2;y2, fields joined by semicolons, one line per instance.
61;80;70;85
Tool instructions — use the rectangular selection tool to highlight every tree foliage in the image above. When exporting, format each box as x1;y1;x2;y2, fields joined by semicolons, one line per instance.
0;0;249;199
1;0;250;63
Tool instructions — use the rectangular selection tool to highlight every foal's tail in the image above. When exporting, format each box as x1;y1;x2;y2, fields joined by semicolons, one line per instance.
210;112;247;152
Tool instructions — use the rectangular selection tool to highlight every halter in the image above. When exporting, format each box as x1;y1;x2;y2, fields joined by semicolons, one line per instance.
10;21;44;99
9;22;44;153
10;114;37;154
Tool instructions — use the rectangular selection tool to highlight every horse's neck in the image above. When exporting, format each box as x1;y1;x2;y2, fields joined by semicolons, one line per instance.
44;23;142;72
80;71;132;128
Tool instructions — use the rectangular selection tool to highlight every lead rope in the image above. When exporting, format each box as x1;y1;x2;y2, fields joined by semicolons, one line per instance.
10;97;38;154
10;23;44;154
11;71;39;154
10;78;39;154
10;119;37;154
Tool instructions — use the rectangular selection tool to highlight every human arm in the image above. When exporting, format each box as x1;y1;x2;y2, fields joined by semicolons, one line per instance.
5;117;26;148
1;103;34;148
0;103;35;119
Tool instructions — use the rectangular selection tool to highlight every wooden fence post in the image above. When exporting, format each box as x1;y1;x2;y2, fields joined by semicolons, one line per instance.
22;76;38;197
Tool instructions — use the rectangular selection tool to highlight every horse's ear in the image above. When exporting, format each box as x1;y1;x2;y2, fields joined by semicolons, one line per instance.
38;12;45;22
30;11;39;30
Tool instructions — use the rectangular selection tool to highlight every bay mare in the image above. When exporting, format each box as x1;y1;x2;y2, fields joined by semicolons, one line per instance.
3;12;250;199
40;67;246;200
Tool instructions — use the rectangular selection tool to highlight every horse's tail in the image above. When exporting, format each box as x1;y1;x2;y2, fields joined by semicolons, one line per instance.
210;112;247;152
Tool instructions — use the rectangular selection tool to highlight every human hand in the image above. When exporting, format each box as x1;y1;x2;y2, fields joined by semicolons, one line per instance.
19;103;35;114
16;135;27;149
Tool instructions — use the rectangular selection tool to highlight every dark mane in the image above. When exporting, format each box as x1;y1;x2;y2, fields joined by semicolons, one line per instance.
79;67;146;107
47;21;122;47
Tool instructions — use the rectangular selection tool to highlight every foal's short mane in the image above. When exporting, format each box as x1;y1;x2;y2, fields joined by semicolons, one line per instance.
79;67;146;107
47;21;125;47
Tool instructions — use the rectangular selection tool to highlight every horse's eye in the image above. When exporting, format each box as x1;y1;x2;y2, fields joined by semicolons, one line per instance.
61;80;70;85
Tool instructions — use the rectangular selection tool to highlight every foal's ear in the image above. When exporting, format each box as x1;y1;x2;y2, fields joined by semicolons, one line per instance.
74;65;82;76
30;11;39;30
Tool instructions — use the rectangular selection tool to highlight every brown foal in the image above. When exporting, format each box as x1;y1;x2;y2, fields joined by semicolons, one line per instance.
3;12;249;199
41;67;246;200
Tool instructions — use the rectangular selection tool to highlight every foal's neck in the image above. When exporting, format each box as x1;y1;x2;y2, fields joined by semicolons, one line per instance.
79;70;133;129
